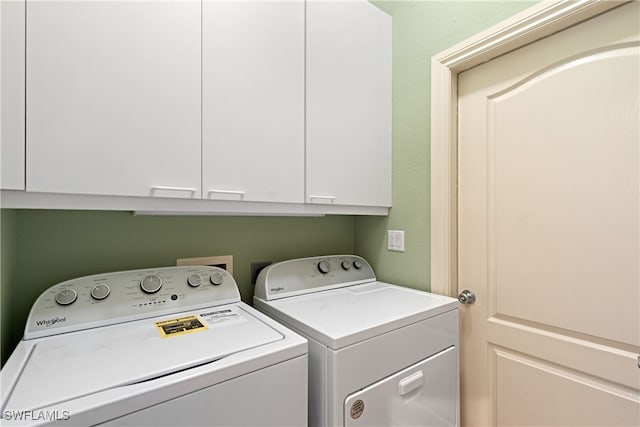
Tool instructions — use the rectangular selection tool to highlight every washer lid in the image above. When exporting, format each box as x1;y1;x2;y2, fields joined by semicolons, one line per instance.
4;304;283;412
259;281;458;350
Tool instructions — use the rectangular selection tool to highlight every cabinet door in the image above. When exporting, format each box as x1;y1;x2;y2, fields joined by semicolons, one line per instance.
202;0;304;203
306;0;391;207
26;0;201;199
1;0;26;190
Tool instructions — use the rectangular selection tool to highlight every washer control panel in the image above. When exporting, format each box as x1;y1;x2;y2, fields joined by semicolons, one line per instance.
25;266;240;339
254;255;376;301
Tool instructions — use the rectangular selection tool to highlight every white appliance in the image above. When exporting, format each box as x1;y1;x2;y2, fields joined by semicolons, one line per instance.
254;255;459;427
1;266;307;426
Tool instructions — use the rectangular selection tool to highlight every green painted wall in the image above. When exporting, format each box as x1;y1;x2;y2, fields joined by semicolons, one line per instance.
1;210;354;365
355;0;537;291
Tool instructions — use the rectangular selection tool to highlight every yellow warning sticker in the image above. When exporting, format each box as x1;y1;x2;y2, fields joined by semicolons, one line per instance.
155;315;208;338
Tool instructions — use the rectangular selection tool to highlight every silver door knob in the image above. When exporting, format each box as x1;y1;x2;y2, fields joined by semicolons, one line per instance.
458;290;476;304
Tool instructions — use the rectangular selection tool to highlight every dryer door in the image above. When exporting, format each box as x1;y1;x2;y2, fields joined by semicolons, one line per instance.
344;346;457;426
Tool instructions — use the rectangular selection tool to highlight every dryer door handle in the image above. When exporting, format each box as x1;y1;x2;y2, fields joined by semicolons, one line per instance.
398;370;424;396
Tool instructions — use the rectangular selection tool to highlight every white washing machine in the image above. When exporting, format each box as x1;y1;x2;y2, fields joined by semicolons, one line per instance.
254;255;459;427
1;266;307;426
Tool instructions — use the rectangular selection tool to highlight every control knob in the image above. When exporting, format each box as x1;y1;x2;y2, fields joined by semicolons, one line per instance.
140;274;163;294
91;284;111;300
210;272;224;286
317;260;331;274
353;260;363;270
55;288;77;306
187;274;202;287
341;260;352;270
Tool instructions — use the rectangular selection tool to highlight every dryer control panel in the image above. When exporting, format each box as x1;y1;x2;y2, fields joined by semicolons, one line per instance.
255;255;376;301
24;266;240;339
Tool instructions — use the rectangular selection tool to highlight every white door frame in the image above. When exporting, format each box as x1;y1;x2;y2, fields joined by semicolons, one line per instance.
430;0;628;297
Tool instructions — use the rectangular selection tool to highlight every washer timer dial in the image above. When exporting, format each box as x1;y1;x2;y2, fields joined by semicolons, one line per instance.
140;274;163;294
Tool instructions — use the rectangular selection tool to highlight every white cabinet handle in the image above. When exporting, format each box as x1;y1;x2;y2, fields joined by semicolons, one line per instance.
207;189;246;199
151;186;197;194
309;195;336;203
398;371;424;396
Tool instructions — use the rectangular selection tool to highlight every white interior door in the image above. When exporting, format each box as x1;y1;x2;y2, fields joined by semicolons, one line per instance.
458;2;639;426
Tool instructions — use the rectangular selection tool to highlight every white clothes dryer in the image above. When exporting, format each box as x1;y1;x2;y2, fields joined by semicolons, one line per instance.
254;255;459;427
1;266;307;426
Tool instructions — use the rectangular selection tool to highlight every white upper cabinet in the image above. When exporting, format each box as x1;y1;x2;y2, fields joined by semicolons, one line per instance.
202;0;304;203
306;0;392;207
1;0;26;190
26;0;202;199
4;0;391;214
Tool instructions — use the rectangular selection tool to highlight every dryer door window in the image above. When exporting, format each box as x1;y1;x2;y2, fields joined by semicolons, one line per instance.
344;346;457;426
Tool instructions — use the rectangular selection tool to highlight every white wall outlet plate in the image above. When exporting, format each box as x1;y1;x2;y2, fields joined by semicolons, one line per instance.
387;230;405;252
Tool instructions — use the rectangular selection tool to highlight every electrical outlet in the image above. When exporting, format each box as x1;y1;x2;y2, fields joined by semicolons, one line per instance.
387;230;405;252
251;261;272;285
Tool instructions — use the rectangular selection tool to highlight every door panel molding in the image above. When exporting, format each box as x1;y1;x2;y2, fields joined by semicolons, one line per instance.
430;0;629;297
493;346;639;426
487;316;640;390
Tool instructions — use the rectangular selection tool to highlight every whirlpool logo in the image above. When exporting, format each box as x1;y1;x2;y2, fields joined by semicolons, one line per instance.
35;317;66;327
270;287;285;294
